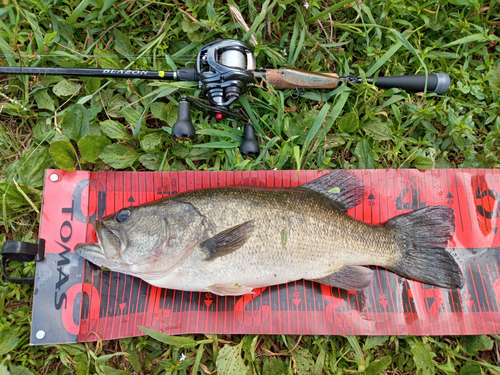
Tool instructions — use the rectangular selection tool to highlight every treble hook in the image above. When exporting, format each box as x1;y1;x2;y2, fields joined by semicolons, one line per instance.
290;85;306;99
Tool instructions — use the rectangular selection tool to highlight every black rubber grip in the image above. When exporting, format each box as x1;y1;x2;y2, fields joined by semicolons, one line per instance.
373;73;450;94
176;67;198;81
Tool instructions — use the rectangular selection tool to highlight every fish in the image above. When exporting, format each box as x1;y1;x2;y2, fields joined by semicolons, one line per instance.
74;170;464;296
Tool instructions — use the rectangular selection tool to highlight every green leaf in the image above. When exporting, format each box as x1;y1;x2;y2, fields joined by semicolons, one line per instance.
313;348;326;375
97;352;128;364
73;353;89;374
140;133;163;153
44;31;58;45
107;94;129;117
197;129;243;143
0;329;20;356
461;335;494;356
459;362;482;375
307;0;356;23
49;141;77;171
150;102;168;121
452;132;465;148
304;104;331;147
121;106;143;131
192;142;237;149
0;182;35;214
410;339;435;375
85;77;101;94
78;135;111;163
0;35;17;65
440;34;487;48
34;89;55;111
138;326;198;348
113;29;135;60
216;344;249;375
364;356;392;375
294;348;315;374
364;119;392;140
52;79;81;98
9;366;35;375
139;153;160;170
66;0;91;24
5;146;53;188
32;118;55;143
413;156;435;170
181;19;200;33
354;139;375;169
363;336;389;351
99;144;140;169
345;336;365;372
325;90;351;133
366;42;403;77
339;112;359;133
94;48;122;69
60;104;90;141
100;120;132;141
437;357;457;375
328;187;341;194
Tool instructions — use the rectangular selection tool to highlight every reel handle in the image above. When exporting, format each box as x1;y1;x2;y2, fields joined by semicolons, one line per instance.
239;123;260;155
172;99;196;139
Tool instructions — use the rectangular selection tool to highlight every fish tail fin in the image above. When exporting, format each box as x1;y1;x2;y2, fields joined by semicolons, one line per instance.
384;206;464;289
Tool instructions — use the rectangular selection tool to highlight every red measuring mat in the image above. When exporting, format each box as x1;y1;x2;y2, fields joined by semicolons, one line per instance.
31;169;500;344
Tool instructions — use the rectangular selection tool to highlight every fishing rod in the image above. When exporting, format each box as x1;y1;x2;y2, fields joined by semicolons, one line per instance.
0;39;450;155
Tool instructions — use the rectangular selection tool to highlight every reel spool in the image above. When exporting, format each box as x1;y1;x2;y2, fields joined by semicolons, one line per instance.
196;40;256;108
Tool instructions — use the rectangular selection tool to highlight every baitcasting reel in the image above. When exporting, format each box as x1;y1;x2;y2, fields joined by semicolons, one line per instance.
172;39;259;154
197;39;256;108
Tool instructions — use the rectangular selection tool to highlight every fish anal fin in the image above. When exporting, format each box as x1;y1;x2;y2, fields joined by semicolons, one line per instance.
201;220;255;261
311;265;373;291
208;284;255;296
300;170;364;212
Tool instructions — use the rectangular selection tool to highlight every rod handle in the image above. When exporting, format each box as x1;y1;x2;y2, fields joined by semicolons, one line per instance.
372;73;450;94
254;69;340;89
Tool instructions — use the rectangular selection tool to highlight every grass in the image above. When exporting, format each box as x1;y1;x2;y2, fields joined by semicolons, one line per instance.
1;0;500;373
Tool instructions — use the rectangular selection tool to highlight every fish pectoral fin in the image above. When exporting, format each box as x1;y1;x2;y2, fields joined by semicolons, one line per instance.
201;220;255;261
311;266;373;291
208;283;255;296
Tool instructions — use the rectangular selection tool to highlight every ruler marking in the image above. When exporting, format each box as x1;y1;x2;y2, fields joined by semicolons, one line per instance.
384;269;399;335
469;264;486;332
486;264;499;312
461;170;474;233
478;264;495;330
461;264;476;334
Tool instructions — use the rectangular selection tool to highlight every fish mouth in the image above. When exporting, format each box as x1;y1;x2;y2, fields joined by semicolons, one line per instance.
74;221;124;263
74;242;105;259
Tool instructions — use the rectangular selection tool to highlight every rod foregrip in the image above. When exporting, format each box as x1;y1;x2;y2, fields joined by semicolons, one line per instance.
255;68;340;89
371;73;450;94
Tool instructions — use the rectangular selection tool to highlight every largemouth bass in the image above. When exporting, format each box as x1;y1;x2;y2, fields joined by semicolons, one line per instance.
75;171;464;295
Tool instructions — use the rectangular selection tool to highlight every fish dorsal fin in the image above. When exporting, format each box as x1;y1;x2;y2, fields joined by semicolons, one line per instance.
312;265;373;290
299;171;364;212
201;220;255;261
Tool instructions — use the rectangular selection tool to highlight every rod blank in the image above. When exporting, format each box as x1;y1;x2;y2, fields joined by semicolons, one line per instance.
0;66;176;80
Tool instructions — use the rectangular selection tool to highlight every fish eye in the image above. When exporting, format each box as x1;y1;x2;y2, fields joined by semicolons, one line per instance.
116;209;131;223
